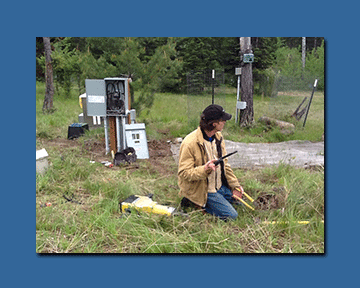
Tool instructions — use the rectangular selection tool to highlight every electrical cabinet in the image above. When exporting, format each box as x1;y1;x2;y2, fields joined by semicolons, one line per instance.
85;78;129;117
85;77;149;159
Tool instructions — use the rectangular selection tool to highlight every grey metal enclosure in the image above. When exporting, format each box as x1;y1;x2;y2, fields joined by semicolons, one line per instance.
85;78;129;117
84;77;149;159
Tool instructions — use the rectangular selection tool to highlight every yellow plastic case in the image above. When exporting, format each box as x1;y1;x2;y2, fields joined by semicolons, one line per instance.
120;195;176;216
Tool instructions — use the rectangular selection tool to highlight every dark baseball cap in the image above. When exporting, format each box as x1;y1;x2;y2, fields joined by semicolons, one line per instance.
202;104;232;121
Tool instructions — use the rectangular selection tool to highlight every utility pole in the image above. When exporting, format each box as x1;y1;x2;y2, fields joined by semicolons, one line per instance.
239;37;254;126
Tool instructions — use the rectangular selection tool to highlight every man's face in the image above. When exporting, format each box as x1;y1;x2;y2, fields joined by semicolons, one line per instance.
213;119;226;132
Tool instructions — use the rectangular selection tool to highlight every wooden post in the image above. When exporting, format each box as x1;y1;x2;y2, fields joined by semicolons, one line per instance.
108;116;117;154
239;37;254;126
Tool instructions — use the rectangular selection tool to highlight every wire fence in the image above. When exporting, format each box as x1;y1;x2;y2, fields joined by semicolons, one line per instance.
264;73;321;122
185;68;323;130
186;69;228;129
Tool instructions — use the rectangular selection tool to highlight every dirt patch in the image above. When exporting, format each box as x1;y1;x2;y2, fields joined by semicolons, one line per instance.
148;140;173;158
253;187;288;211
147;140;176;176
39;137;176;176
253;194;280;210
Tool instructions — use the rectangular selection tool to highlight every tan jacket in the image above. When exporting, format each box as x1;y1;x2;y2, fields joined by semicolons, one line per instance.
178;127;240;207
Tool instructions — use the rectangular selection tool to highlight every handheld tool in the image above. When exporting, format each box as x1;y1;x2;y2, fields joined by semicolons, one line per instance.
214;150;238;166
233;187;255;211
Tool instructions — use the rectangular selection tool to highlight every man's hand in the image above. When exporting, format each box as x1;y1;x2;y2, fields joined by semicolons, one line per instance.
232;186;244;199
204;159;217;173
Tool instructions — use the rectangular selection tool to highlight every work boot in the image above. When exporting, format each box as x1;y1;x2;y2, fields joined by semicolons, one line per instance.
180;197;206;214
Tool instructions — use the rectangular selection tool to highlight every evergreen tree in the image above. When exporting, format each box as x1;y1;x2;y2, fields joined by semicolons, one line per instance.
137;37;169;63
176;37;220;72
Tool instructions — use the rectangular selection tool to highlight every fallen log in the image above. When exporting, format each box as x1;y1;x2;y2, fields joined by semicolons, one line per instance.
258;116;295;134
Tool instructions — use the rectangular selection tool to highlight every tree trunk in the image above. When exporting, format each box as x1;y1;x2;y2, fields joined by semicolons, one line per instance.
302;37;306;70
239;37;254;126
42;37;54;113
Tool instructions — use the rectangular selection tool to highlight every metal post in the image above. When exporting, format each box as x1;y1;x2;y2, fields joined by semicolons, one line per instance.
235;67;242;123
122;115;127;150
212;69;215;104
116;116;121;152
303;79;318;127
104;116;110;155
235;75;241;123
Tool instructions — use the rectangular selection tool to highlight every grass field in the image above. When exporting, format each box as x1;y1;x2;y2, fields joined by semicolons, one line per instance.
138;87;324;143
36;82;324;253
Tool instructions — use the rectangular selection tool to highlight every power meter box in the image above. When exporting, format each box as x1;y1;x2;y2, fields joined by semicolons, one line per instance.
125;123;149;159
243;53;254;63
85;78;129;117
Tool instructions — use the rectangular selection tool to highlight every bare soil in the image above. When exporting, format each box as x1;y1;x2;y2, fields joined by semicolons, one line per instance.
146;139;176;175
39;137;175;176
253;187;288;211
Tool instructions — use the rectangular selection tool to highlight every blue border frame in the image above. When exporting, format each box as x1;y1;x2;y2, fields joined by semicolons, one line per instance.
3;0;359;287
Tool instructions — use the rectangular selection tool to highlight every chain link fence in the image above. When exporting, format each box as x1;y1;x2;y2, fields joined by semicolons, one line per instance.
186;68;323;128
264;73;322;122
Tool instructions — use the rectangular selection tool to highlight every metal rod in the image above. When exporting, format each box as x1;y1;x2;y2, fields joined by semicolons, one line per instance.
104;117;110;155
303;79;318;127
122;115;126;150
116;116;121;152
235;75;240;123
212;69;215;104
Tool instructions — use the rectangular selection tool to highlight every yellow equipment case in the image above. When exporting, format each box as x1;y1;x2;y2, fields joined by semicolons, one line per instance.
120;194;176;216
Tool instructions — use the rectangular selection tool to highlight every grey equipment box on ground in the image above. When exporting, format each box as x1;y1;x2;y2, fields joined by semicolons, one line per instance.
125;123;149;159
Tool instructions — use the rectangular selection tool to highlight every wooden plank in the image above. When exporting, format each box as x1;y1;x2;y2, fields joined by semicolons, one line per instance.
108;116;117;154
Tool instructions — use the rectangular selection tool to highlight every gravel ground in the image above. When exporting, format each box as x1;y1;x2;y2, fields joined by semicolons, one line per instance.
170;140;324;169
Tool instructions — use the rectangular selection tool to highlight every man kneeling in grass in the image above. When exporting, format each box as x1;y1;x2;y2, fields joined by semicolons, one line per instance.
178;104;244;220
